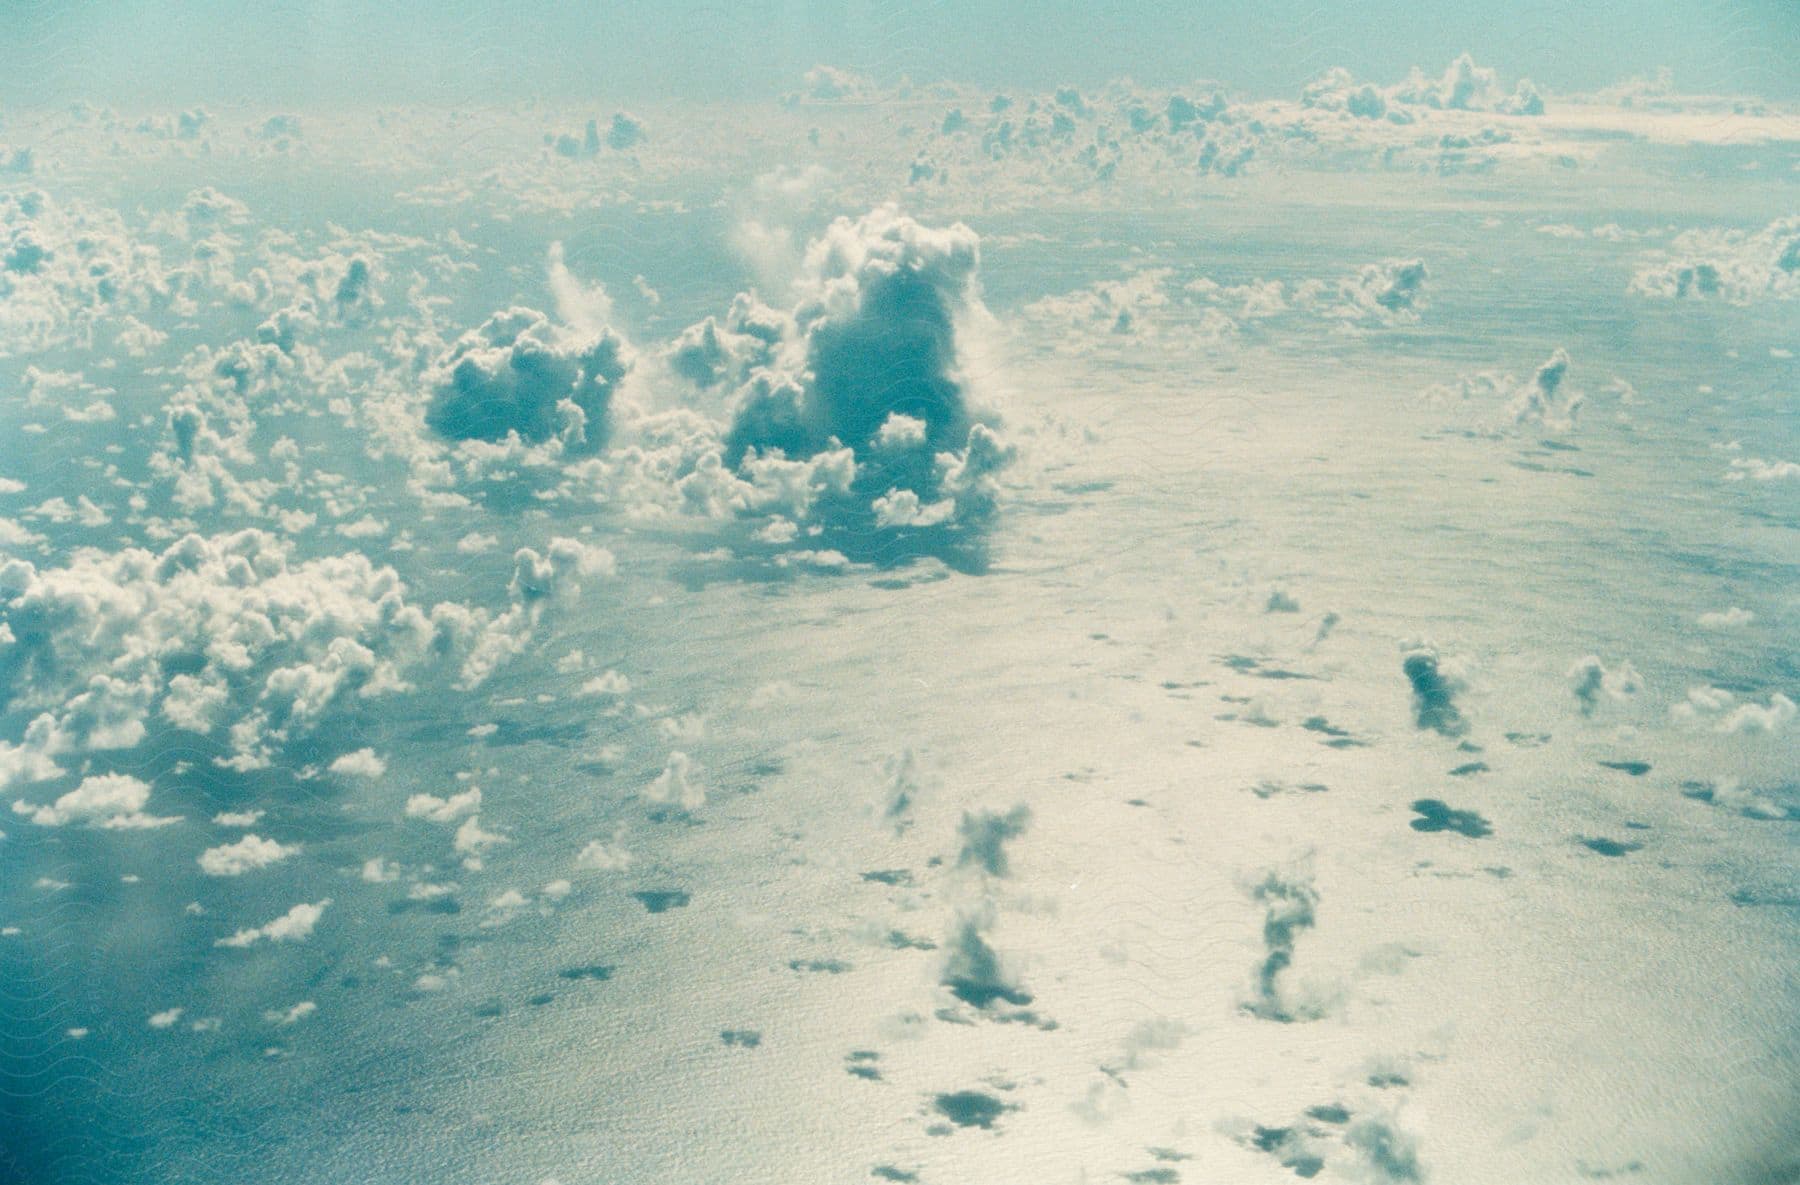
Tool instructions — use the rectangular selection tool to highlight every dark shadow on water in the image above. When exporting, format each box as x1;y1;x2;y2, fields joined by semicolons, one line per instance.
1410;799;1492;838
630;889;690;913
1578;836;1642;857
932;1090;1012;1130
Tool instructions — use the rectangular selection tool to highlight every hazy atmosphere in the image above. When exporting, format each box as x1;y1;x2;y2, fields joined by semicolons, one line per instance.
1;4;1796;1183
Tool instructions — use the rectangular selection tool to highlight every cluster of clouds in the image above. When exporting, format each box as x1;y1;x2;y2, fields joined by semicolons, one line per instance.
1629;216;1800;305
1670;687;1795;735
0;527;610;785
1301;54;1545;121
0;186;406;362
875;53;1573;199
547;112;646;159
394;206;1016;568
1424;348;1585;434
0;190;181;354
1023;257;1429;353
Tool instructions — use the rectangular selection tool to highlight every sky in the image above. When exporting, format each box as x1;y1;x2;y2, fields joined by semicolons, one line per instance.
2;0;1797;107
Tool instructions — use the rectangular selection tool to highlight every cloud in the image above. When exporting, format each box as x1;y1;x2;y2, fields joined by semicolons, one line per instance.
1345;1114;1424;1183
215;899;329;948
1671;687;1797;734
1630;216;1800;304
1336;259;1428;321
328;747;387;778
405;786;481;823
603;206;1014;569
1567;656;1643;716
1508;349;1582;431
642;750;704;813
198;833;299;876
1425;348;1583;434
575;827;633;871
1;528;566;778
1724;457;1800;482
424;302;630;454
1305;54;1543;118
12;773;180;829
265;1001;317;1026
793;66;877;104
508;537;615;602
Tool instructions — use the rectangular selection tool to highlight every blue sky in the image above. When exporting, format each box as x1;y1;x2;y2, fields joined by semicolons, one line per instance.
2;0;1796;106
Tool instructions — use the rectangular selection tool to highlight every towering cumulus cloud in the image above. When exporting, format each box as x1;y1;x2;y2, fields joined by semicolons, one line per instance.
715;206;1012;564
425;306;630;453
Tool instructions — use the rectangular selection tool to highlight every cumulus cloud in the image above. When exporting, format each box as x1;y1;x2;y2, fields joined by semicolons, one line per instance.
606;206;1014;568
424;297;630;453
215;899;329;948
1;528;566;779
1306;54;1543;118
1724;457;1800;482
1567;656;1643;716
575;826;633;871
1336;259;1428;320
405;786;481;823
328;748;387;778
265;1001;317;1026
1629;217;1800;304
12;773;179;829
1672;687;1795;735
792;65;878;104
1426;348;1583;434
198;833;298;876
642;751;704;813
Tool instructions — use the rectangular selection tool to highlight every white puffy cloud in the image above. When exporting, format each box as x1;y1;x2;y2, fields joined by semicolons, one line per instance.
1724;457;1800;482
1671;687;1796;734
642;750;704;813
215;899;329;948
575;827;633;871
12;773;179;829
424;304;630;453
405;786;481;823
265;1001;317;1026
577;207;1016;568
1;528;556;779
1425;348;1583;434
1630;217;1800;304
508;537;615;602
1566;656;1643;715
578;669;631;698
792;65;877;104
1307;54;1544;117
328;748;387;778
453;814;508;868
198;833;298;876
